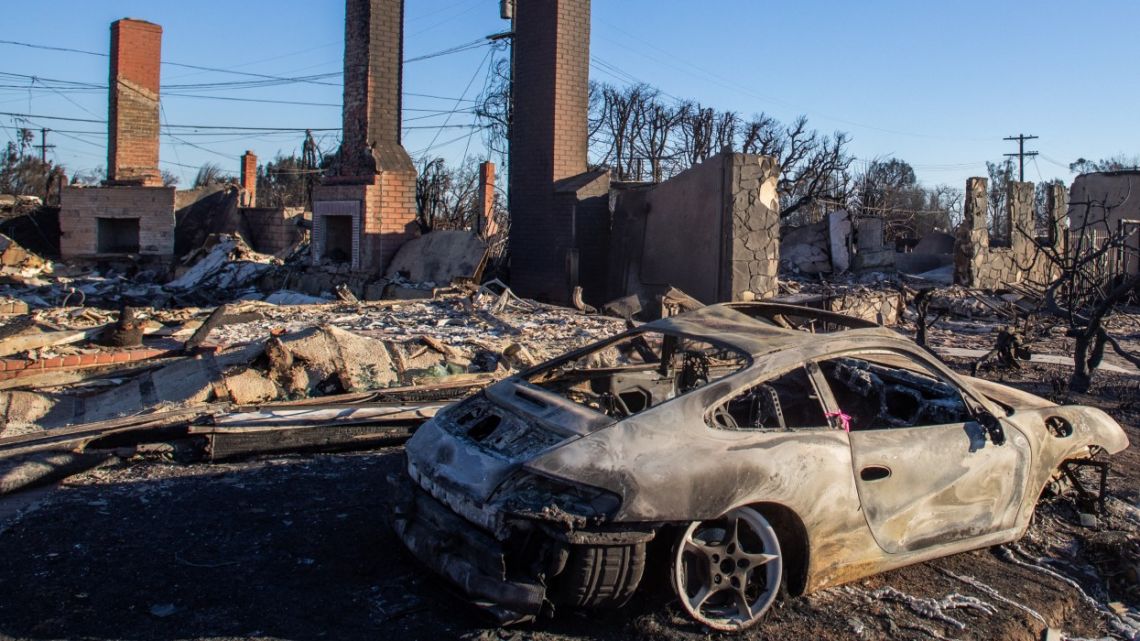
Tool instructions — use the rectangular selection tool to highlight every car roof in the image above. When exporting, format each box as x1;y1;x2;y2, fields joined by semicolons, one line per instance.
645;303;905;358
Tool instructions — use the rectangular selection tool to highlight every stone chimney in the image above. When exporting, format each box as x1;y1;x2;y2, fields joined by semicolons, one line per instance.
108;18;163;187
240;151;257;207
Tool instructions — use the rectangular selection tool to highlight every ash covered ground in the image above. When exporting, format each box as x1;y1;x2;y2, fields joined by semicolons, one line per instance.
0;360;1136;641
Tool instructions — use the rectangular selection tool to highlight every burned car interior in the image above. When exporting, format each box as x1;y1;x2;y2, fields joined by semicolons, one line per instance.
710;365;829;430
525;331;750;420
818;354;974;431
709;351;974;433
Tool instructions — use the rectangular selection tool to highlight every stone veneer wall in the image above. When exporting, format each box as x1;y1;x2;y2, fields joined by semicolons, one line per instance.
724;154;782;300
59;186;176;258
955;177;1066;289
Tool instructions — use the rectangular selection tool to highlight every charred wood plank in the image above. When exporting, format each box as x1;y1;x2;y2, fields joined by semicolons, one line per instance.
195;422;420;461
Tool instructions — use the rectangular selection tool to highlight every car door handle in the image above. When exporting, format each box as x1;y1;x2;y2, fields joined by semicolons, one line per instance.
860;466;892;482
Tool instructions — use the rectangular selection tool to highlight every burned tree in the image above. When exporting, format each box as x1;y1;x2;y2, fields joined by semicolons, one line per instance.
1022;178;1140;392
415;158;483;232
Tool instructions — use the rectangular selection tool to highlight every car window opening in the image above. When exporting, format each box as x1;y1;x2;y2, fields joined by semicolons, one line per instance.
818;356;972;431
526;332;749;419
709;366;828;431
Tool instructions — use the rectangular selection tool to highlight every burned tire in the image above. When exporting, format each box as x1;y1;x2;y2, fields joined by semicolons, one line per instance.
554;543;646;608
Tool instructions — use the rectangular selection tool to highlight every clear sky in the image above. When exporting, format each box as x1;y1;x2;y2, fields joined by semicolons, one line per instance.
3;0;1138;190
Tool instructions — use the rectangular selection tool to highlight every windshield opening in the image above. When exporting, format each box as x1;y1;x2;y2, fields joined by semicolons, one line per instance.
525;331;750;419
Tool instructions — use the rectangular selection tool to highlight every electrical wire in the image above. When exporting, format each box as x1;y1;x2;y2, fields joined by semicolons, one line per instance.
420;47;493;154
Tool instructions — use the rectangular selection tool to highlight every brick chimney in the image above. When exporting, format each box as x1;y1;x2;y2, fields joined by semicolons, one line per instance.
508;0;594;301
108;18;163;187
339;0;413;176
477;160;496;238
310;0;418;273
240;151;258;207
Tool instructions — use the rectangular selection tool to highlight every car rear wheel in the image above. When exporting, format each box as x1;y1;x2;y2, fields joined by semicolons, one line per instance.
672;507;783;631
554;543;646;608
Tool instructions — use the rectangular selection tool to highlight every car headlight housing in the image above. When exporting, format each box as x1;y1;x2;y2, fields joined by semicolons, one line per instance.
493;472;622;527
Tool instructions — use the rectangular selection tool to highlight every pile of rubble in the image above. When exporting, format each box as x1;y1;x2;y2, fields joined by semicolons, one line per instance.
0;283;624;435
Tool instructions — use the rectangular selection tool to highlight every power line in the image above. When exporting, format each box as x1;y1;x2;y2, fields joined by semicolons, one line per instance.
0;110;339;131
420;47;493;153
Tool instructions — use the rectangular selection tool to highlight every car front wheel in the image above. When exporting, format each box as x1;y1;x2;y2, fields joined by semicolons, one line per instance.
672;507;784;631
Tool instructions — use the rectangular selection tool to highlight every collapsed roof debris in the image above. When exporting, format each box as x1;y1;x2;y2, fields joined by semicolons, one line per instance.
166;234;279;296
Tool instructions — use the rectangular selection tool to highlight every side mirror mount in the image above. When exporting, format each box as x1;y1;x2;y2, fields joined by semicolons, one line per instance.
977;410;1006;446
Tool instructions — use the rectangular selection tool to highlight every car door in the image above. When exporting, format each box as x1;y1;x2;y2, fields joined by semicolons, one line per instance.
814;350;1031;554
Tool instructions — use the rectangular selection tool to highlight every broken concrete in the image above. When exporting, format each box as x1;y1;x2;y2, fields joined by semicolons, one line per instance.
781;217;833;275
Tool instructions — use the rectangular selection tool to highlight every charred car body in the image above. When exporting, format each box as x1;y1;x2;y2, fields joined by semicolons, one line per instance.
394;303;1129;631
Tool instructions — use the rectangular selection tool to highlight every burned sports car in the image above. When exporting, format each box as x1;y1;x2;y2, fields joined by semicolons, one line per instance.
394;303;1129;631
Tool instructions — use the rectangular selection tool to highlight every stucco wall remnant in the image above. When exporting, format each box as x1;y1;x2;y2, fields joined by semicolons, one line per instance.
1068;172;1140;274
610;152;781;306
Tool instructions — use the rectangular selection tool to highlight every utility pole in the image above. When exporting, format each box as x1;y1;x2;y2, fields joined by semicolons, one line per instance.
1003;134;1039;183
34;128;55;164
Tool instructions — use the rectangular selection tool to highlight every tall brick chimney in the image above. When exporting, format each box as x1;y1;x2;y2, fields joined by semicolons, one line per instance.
339;0;413;176
108;18;163;187
310;0;418;273
508;0;598;303
240;151;258;207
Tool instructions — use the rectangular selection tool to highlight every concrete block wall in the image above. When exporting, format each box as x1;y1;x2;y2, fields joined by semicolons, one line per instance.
239;207;305;255
108;19;163;187
59;186;176;257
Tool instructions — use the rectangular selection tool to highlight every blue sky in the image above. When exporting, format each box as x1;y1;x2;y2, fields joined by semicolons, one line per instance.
3;0;1138;189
